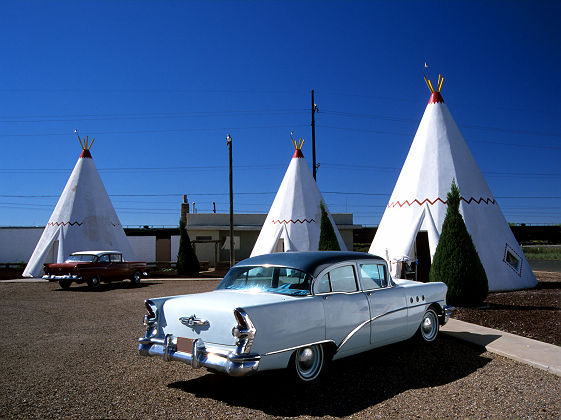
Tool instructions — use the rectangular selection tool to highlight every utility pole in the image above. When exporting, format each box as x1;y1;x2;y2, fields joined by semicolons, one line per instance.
226;133;235;268
311;89;318;180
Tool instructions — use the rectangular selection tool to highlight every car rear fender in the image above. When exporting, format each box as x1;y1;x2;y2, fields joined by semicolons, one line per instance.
243;297;325;364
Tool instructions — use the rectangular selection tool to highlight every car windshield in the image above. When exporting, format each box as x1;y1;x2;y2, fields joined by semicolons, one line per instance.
216;266;312;296
65;254;97;263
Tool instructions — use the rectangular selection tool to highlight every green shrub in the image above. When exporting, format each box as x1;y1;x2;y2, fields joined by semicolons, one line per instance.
318;202;341;251
177;218;200;276
429;180;488;306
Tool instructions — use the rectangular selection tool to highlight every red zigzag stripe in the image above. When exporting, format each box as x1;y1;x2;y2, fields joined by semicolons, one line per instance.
47;221;122;227
272;218;316;225
388;197;496;208
47;221;83;226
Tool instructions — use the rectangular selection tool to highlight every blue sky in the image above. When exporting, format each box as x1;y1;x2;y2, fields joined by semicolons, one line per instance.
0;0;559;227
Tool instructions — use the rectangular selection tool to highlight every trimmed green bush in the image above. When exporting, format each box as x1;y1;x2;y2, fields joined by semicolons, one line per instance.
177;218;200;276
318;202;341;251
429;180;488;306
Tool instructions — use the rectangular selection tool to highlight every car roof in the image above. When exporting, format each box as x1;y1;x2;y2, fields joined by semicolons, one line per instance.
234;251;385;277
70;251;121;256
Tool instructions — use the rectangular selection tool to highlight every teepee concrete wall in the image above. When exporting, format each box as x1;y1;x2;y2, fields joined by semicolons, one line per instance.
370;87;536;291
23;149;134;277
251;147;346;257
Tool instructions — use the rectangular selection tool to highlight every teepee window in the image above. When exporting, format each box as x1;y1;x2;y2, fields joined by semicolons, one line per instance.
503;244;522;276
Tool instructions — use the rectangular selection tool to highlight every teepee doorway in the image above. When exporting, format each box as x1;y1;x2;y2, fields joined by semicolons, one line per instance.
415;232;431;282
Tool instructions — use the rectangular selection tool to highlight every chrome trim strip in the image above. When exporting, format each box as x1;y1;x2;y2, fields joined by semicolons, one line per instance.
138;335;261;377
315;290;364;296
264;339;334;356
43;274;82;280
337;319;372;351
336;301;443;352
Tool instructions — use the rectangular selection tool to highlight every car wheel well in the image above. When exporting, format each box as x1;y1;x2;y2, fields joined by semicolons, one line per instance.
87;275;102;290
323;342;337;360
428;303;445;324
417;307;440;343
131;271;142;285
288;342;333;383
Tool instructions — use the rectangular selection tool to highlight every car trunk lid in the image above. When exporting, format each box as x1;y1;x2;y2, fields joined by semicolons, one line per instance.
159;290;298;346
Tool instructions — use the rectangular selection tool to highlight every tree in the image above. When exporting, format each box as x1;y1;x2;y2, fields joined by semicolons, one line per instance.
429;180;488;306
177;218;200;276
318;202;341;251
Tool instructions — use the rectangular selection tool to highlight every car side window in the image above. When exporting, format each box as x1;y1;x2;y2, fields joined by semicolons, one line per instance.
110;254;122;262
98;255;110;263
317;273;331;293
317;265;357;294
360;263;388;289
330;265;358;292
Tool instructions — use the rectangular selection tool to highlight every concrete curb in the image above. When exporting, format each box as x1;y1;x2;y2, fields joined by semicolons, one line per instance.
442;318;561;377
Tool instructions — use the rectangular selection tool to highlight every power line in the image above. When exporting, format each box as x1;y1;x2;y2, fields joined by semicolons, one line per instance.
0;164;286;173
317;125;561;150
0;124;309;138
1;162;559;179
0;109;307;123
320;109;561;139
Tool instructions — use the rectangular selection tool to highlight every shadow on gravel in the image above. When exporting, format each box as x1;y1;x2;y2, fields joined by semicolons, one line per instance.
536;281;561;290
168;335;491;417
52;281;161;292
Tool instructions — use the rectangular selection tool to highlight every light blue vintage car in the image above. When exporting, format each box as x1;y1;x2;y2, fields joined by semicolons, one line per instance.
138;251;453;382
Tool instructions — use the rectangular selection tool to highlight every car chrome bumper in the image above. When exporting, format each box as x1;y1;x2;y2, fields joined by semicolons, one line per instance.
137;335;260;377
42;274;82;281
443;305;455;324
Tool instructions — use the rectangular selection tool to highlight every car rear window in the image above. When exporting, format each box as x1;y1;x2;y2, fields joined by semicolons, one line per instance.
65;254;96;262
217;266;312;296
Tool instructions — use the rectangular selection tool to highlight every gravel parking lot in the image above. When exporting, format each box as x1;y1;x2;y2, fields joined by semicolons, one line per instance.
1;280;559;419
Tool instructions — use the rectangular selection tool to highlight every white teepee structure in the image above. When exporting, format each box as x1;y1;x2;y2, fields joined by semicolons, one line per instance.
251;137;346;256
370;75;536;291
23;135;135;277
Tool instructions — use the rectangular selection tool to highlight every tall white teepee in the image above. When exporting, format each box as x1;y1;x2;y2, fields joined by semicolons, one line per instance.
251;137;346;256
370;75;536;291
23;135;134;277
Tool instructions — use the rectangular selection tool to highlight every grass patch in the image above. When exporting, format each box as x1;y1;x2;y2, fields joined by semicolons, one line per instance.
522;246;561;261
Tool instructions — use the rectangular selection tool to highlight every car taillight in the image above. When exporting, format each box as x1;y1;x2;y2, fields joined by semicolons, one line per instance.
233;309;247;330
232;308;256;354
144;300;155;317
143;300;157;327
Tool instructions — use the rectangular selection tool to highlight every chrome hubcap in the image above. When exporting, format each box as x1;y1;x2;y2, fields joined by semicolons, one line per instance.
295;345;323;381
298;348;314;368
421;311;438;341
422;317;433;333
